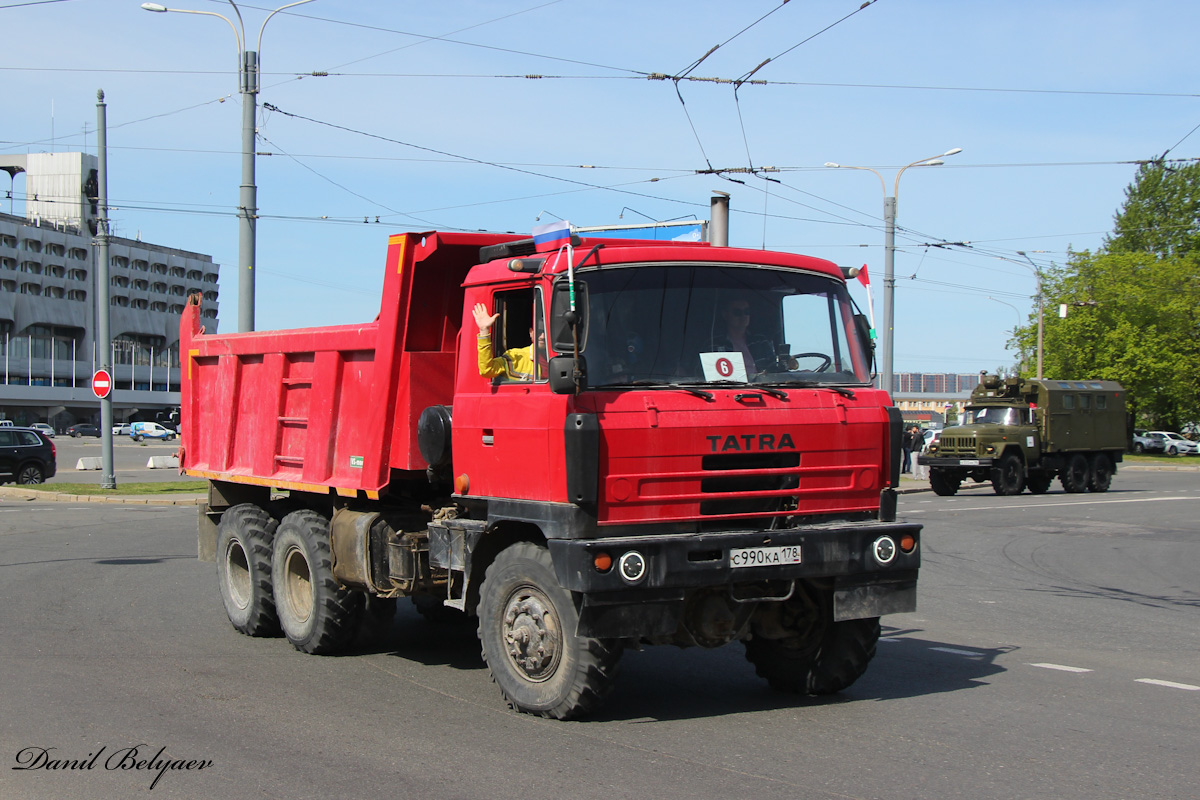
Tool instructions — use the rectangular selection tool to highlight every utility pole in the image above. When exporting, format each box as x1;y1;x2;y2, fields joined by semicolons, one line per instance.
96;90;115;489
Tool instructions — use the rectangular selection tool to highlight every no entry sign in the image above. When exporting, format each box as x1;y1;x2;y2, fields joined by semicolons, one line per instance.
92;369;113;399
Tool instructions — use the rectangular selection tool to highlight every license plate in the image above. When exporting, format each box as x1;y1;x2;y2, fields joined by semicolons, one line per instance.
960;459;980;466
730;545;802;568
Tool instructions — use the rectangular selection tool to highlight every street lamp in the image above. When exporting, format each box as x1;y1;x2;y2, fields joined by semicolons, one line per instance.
1015;251;1045;379
142;0;315;333
825;148;962;394
987;295;1026;372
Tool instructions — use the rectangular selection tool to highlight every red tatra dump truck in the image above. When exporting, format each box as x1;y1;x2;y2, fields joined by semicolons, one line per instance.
181;230;920;719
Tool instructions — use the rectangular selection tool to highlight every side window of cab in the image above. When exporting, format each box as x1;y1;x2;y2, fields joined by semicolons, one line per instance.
480;289;547;383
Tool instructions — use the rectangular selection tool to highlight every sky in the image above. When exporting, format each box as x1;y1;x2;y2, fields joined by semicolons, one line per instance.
4;0;1199;375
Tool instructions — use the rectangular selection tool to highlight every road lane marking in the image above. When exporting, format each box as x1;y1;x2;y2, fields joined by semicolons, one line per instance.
1029;663;1093;673
930;647;986;657
911;495;1198;513
1135;678;1200;691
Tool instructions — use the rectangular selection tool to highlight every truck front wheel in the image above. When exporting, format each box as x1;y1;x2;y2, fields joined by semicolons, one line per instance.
744;593;879;695
272;510;363;654
991;452;1026;496
216;504;281;637
478;542;622;719
1060;454;1090;493
929;469;960;496
1089;454;1113;492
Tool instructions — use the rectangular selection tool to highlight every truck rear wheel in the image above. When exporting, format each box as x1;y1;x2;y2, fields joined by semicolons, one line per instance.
991;452;1026;496
272;510;363;655
216;503;281;637
744;594;879;695
477;542;622;719
1089;454;1113;492
1060;454;1090;493
929;469;960;496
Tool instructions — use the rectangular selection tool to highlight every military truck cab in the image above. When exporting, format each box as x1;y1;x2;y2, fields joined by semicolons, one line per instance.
920;373;1126;496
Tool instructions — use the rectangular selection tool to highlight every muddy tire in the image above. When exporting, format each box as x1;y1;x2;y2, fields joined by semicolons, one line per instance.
272;510;363;654
1060;453;1090;493
930;469;960;496
745;594;880;695
1027;471;1054;494
477;542;622;719
1089;453;1113;493
216;503;281;637
991;451;1026;496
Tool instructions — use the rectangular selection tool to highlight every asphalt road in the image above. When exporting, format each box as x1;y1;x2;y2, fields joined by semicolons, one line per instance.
1;472;1196;799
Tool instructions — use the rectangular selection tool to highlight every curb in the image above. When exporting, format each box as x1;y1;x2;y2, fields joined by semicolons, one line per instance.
0;486;203;506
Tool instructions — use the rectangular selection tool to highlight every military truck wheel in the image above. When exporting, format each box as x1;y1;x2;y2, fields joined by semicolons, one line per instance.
744;593;879;695
992;452;1026;495
930;470;960;496
478;542;622;719
1060;454;1090;493
1027;472;1053;494
1089;454;1113;492
216;503;281;637
272;510;364;654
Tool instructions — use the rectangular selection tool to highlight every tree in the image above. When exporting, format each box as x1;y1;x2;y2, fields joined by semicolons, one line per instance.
1106;160;1200;257
1017;249;1200;430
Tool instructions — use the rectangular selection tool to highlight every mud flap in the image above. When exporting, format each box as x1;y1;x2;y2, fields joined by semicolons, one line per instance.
833;576;917;622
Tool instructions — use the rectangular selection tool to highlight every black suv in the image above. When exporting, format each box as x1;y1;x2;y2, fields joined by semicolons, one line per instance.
0;427;57;484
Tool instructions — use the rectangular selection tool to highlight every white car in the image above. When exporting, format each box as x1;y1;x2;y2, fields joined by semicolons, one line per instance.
30;422;55;438
1148;431;1199;456
112;423;132;436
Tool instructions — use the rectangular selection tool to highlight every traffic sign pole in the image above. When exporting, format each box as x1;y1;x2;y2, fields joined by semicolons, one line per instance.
96;91;115;489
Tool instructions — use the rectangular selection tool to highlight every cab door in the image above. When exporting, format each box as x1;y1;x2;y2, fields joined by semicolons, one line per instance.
452;285;563;502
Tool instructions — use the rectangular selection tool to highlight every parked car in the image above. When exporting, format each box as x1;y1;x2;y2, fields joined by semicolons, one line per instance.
129;421;175;442
66;423;101;438
1148;430;1199;456
112;423;132;436
30;422;55;439
1132;430;1164;453
0;427;57;484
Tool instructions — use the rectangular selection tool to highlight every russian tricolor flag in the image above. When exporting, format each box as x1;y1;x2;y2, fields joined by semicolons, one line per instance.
533;220;572;253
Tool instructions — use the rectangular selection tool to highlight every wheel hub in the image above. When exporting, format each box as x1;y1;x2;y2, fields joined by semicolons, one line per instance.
502;590;561;681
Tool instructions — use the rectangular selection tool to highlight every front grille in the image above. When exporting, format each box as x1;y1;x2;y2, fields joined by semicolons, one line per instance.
937;435;978;456
699;451;801;516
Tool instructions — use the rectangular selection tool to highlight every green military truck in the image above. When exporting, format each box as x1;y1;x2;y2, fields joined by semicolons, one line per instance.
919;373;1126;496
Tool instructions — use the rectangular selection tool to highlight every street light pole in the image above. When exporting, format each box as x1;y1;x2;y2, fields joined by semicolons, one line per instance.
825;149;962;395
142;0;314;332
1016;251;1045;379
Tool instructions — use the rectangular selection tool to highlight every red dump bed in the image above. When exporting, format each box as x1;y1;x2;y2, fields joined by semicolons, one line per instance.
179;231;519;497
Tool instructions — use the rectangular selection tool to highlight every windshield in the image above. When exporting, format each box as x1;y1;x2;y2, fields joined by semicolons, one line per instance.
963;406;1028;426
568;262;870;388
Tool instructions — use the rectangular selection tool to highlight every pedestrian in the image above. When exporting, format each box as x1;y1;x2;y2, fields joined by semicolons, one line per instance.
913;429;930;480
901;425;914;473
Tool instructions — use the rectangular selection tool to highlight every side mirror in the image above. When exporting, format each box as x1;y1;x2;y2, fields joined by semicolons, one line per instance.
548;355;588;394
549;280;588;352
853;313;874;359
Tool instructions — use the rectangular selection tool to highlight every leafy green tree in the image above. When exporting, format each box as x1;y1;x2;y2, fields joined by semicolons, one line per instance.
1106;160;1200;257
1016;249;1200;429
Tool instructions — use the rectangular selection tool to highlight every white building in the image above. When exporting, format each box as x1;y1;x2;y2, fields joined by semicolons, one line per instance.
0;152;219;429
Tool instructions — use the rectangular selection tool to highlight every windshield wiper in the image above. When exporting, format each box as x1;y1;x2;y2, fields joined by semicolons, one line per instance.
782;380;856;398
604;381;715;401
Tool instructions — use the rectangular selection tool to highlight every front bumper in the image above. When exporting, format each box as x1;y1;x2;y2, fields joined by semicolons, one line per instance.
918;455;995;468
547;520;920;594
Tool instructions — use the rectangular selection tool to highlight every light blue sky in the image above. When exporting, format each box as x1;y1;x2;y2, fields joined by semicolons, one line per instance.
4;0;1197;374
